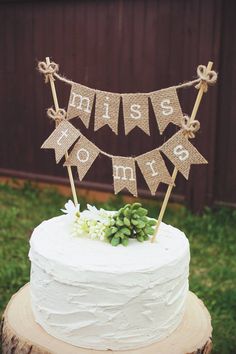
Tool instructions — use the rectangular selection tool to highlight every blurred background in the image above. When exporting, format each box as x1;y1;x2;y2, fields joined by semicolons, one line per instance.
0;1;236;354
0;0;235;211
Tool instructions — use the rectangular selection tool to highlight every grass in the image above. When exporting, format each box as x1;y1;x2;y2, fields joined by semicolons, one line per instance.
0;181;235;353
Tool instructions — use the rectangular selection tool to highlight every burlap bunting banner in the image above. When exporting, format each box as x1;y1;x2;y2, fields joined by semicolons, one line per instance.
112;157;137;196
67;83;95;128
161;130;208;179
64;135;100;181
150;88;183;134
122;94;150;135
136;149;173;195
94;91;120;134
41;120;80;163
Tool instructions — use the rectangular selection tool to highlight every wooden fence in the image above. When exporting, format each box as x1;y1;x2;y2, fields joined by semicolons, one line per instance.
0;0;235;211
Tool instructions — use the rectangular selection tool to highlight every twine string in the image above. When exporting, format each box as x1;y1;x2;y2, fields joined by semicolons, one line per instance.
181;114;200;139
38;60;217;92
47;108;67;125
195;64;218;92
38;61;59;83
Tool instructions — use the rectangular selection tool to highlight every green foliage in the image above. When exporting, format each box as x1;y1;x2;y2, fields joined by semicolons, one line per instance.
0;181;235;353
105;203;156;246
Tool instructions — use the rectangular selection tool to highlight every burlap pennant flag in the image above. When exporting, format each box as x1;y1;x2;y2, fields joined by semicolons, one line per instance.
136;149;173;195
122;94;150;135
41;120;80;163
64;135;99;181
94;91;120;134
112;157;137;196
67;83;95;128
161;131;208;179
150;88;183;134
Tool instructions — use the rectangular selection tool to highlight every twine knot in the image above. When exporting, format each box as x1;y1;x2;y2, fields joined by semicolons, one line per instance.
47;108;66;124
181;115;200;139
195;64;218;92
38;61;59;83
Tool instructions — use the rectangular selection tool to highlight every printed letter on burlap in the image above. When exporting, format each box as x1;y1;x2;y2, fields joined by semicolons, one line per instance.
161;131;208;179
64;136;100;181
67;83;95;128
112;157;137;196
41;120;80;163
122;94;150;135
94;91;120;134
136;149;173;195
150;88;183;134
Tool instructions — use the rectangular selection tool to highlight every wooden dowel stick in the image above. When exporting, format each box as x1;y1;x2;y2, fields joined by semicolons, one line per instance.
45;57;78;206
151;61;213;242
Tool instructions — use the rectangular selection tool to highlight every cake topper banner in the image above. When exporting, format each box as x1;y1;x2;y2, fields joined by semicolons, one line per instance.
38;60;217;137
38;58;217;240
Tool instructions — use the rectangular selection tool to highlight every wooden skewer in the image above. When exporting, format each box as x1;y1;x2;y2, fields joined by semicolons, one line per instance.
151;61;213;243
45;57;78;206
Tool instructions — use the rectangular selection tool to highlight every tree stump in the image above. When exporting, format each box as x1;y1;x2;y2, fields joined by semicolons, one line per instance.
1;284;212;354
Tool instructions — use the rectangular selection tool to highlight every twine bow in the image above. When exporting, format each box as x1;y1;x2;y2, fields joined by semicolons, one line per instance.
38;61;59;83
181;115;200;139
195;64;218;92
47;108;67;124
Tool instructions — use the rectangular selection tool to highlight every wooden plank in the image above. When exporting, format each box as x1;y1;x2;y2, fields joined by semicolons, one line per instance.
214;0;236;204
0;0;233;210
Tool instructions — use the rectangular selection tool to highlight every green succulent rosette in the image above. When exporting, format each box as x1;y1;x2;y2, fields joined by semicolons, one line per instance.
104;203;156;246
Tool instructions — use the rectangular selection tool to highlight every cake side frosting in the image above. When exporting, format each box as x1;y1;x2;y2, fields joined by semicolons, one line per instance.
29;215;190;350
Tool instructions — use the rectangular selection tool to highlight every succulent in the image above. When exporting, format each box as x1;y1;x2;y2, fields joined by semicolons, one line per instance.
105;203;156;246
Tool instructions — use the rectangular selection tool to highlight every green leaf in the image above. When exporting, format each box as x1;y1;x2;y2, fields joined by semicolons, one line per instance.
136;208;148;216
111;237;120;246
132;203;142;209
148;219;157;226
120;227;131;235
110;226;118;234
114;231;122;239
137;235;144;242
105;228;113;237
136;221;145;228
144;227;155;235
116;218;123;226
131;219;139;225
122;237;129;246
124;208;132;217
124;217;131;226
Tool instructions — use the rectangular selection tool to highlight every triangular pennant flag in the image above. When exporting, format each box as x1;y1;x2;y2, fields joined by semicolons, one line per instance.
122;94;150;135
94;91;120;134
64;135;99;181
136;149;173;195
67;83;95;128
112;157;137;196
161;131;208;179
41;120;80;163
150;88;183;134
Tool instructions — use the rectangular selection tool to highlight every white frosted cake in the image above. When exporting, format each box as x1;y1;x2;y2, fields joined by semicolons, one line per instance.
29;210;190;350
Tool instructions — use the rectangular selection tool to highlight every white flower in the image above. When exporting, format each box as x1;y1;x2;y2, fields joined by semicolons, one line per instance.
69;203;117;243
61;200;80;217
82;204;113;225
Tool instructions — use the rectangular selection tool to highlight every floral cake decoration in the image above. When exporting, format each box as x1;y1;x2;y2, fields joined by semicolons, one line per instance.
62;201;156;246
